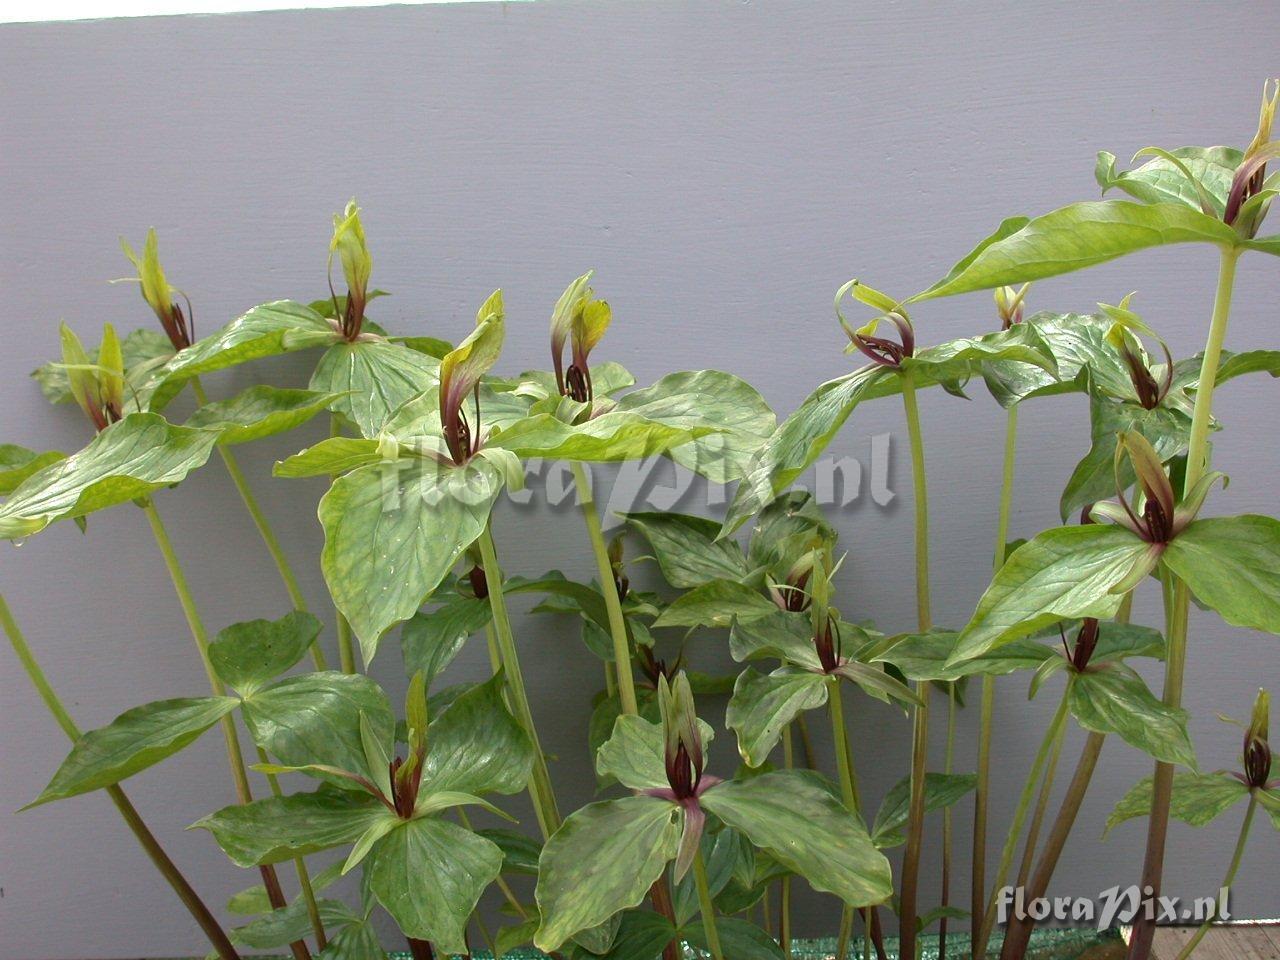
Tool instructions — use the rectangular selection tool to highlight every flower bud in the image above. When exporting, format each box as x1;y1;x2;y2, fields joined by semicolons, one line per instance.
994;284;1029;330
658;672;703;799
329;200;373;340
1244;688;1271;788
120;230;193;350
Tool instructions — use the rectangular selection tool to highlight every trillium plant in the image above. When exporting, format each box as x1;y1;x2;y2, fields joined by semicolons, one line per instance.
3;83;1279;960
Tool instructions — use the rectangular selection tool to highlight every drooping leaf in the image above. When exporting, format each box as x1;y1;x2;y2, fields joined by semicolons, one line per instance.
653;580;778;629
1162;515;1280;635
0;413;219;539
683;917;785;960
150;301;337;410
366;817;502;955
614;370;776;483
230;898;357;949
595;713;715;792
700;770;892;907
1104;772;1249;835
1069;665;1196;768
506;572;613;637
0;445;67;495
185;386;343;446
478;827;542;876
241;672;395;784
273;437;383;479
534;796;681;952
319;457;504;662
949;525;1151;664
912;201;1239;302
310;340;441;439
982;311;1125;407
721;365;893;536
208;611;324;696
29;696;239;807
872;629;1053;682
419;672;534;797
726;667;829;767
572;909;676;960
401;596;491;686
747;490;835;575
192;789;388;867
622;511;752;589
884;323;1058;398
728;609;830;672
492;409;710;462
870;772;979;848
1095;147;1242;216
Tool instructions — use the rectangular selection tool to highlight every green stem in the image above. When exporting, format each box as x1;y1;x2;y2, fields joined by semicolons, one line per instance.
141;500;311;960
693;849;725;960
477;524;561;839
827;676;861;960
189;379;326;669
1173;795;1257;960
898;371;932;960
1129;246;1241;960
1014;702;1069;890
938;682;957;959
973;404;1018;943
781;724;794;960
0;596;242;960
974;686;1071;958
570;462;638;716
258;747;328;949
330;414;357;675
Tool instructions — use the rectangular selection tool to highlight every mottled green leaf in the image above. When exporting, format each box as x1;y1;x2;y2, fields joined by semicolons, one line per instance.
34;327;173;406
1070;665;1196;767
1104;773;1248;835
653;580;777;629
535;796;681;952
0;445;66;495
231;898;356;949
873;629;1053;682
209;611;323;696
185;386;343;445
871;772;979;848
726;667;828;767
0;413;219;539
1162;516;1280;635
1096;147;1242;216
950;525;1150;663
310;340;440;439
595;713;715;792
622;511;751;589
700;770;892;906
492;409;709;462
420;673;533;797
683;917;784;960
273;437;383;479
29;696;239;806
400;596;491;686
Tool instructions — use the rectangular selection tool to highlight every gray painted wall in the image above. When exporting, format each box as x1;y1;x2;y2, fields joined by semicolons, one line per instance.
2;1;1278;956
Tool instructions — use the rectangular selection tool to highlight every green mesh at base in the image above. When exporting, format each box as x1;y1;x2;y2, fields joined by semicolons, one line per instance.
386;927;1124;959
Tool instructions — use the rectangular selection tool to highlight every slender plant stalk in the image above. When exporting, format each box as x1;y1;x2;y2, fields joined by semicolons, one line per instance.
258;747;328;949
973;688;1071;957
477;523;561;839
938;682;956;960
1000;732;1106;960
0;595;242;960
1014;707;1069;890
1128;246;1241;960
188;379;327;670
570;462;638;715
483;622;502;674
406;937;434;960
898;371;932;960
142;499;312;960
693;849;725;960
330;414;357;675
1173;795;1257;960
780;724;794;960
827;676;866;960
973;403;1019;947
795;713;818;770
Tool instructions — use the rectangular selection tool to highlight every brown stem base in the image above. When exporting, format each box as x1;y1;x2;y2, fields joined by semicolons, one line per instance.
261;863;312;960
407;937;435;960
649;877;682;960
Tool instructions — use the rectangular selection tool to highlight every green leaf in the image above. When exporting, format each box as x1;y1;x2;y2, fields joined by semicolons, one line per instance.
1162;515;1280;635
721;365;893;536
29;696;239;806
950;525;1151;663
1069;666;1195;767
1060;400;1191;521
0;445;67;496
310;340;441;439
912;201;1239;302
534;796;682;952
889;323;1058;397
478;827;542;876
273;437;383;479
506;572;613;638
230;898;356;949
319;457;504;661
653;580;778;629
573;909;676;960
241;672;395;784
150;300;337;410
420;672;534;796
0;413;219;539
192;789;387;867
726;667;829;766
982;312;1125;407
317;916;388;960
747;490;834;575
401;596;491;686
623;511;752;589
1090;622;1167;663
728;609;833;672
683;917;784;960
492;409;709;462
1258;790;1280;831
700;770;892;906
367;817;503;954
185;386;343;445
870;772;979;848
614;370;776;483
595;713;715;792
208;611;323;696
1209;348;1280;387
495;919;540;959
1104;773;1248;835
873;629;1053;682
1096;147;1242;216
